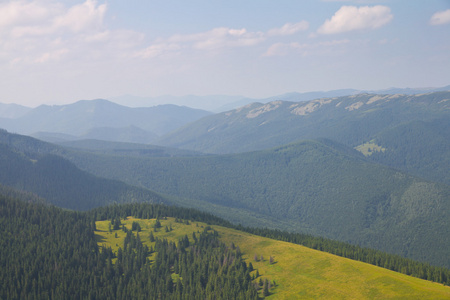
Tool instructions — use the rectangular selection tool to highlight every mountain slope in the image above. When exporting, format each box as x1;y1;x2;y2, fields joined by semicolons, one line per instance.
0;131;167;210
363;117;450;184
156;92;450;154
62;138;450;268
0;102;31;118
3;196;448;299
55;139;205;158
95;216;450;299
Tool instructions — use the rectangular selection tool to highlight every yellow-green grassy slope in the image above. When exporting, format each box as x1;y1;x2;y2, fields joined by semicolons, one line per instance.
95;217;450;299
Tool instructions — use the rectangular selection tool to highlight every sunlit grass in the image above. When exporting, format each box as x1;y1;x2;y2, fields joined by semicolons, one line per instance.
96;217;450;299
355;141;386;156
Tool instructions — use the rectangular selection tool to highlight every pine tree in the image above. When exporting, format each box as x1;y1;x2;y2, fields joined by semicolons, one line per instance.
149;231;155;242
263;279;270;296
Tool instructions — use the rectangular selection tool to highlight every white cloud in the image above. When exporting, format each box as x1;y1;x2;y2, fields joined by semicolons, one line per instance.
0;1;143;65
267;21;309;36
34;48;69;64
317;5;393;34
53;0;106;33
166;27;265;51
139;21;309;58
0;1;312;65
0;1;53;29
264;39;350;57
430;9;450;25
0;0;106;38
136;43;181;59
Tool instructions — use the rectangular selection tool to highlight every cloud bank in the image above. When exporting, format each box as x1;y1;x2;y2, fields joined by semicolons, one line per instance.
0;0;314;65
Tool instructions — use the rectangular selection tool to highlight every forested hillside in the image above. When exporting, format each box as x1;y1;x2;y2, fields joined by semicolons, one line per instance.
1;128;449;269
2;195;449;299
62;139;450;268
57;139;205;158
0;133;166;210
364;117;450;184
0;196;259;299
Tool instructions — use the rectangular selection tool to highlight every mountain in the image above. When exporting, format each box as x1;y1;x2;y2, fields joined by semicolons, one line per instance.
109;85;450;112
0;99;211;143
372;84;450;95
59;138;450;268
0;130;167;210
33;125;159;144
156;91;450;186
0;103;31;118
109;94;245;112
157;92;450;154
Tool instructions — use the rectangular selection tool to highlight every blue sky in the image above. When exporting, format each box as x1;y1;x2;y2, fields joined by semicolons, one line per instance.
0;0;449;107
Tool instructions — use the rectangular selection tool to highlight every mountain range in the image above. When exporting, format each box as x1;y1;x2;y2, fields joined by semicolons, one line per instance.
156;92;450;185
1;127;449;268
0;89;449;270
0;99;211;144
109;85;450;112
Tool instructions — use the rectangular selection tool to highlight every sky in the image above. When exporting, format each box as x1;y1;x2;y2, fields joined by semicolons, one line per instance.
0;0;449;107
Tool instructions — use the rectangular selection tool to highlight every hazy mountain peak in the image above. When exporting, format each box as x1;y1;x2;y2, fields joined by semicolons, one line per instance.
0;98;212;141
0;103;31;118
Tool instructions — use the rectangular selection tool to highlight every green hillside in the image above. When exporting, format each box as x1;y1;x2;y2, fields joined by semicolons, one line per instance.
3;194;449;299
0;137;166;211
0;196;259;299
95;215;450;299
63;139;450;268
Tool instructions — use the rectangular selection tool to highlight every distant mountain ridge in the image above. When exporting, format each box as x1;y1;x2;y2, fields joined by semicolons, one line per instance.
156;92;450;155
0;99;211;144
109;85;450;112
0;102;31;118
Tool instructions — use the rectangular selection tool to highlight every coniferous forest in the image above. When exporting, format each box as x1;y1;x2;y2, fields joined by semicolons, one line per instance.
0;195;259;299
1;193;449;300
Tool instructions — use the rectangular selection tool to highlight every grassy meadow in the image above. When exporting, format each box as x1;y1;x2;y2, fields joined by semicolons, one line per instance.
95;217;450;299
355;141;386;156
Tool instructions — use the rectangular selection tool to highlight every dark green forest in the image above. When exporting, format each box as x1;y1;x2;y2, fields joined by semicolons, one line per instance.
0;195;260;299
62;139;450;268
368;117;450;184
1;194;449;300
0;140;166;210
